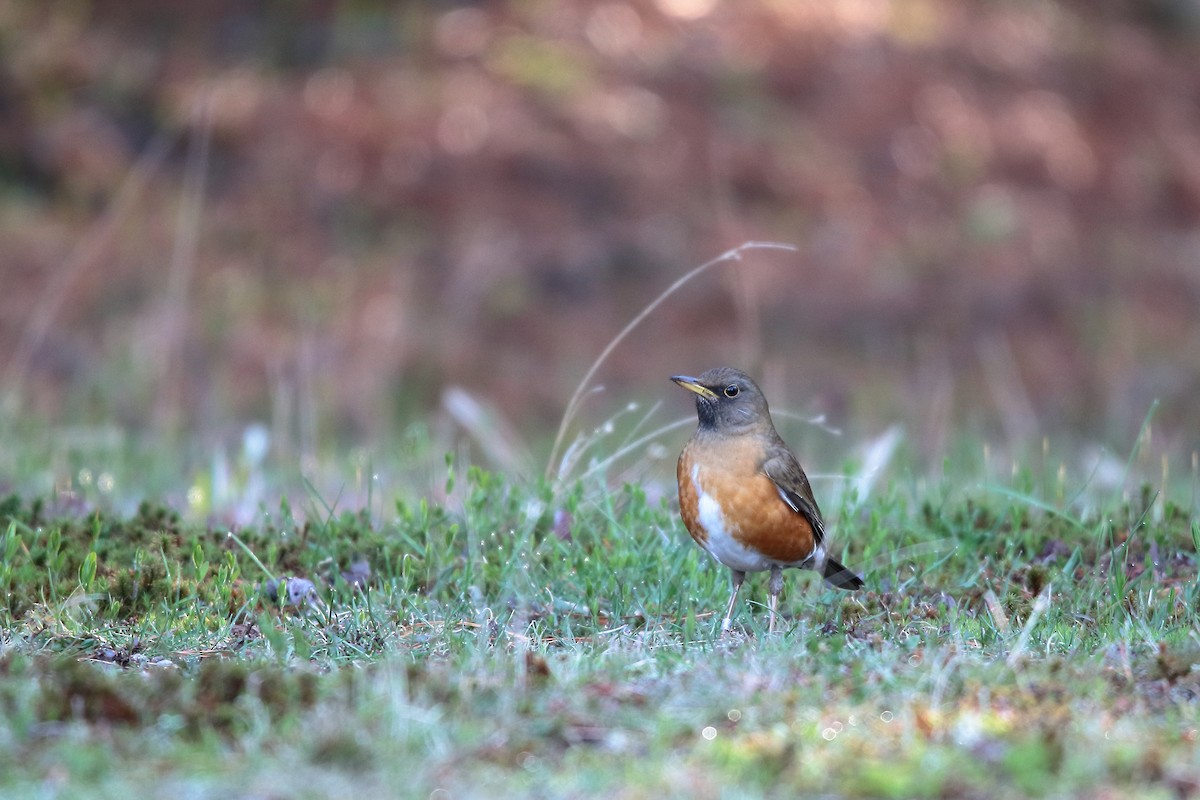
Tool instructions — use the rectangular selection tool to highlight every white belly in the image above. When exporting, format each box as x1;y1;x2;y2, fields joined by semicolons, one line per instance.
691;464;775;573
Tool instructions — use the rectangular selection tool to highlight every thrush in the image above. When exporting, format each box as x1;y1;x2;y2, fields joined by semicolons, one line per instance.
672;367;864;634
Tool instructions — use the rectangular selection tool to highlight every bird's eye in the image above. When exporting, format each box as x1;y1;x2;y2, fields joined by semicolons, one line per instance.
723;384;740;398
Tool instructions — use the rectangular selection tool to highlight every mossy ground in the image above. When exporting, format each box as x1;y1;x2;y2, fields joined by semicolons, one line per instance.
0;461;1198;798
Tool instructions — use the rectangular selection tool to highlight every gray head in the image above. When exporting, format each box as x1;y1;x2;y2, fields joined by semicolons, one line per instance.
670;367;774;434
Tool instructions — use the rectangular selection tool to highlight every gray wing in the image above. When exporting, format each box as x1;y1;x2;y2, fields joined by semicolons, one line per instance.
761;449;826;545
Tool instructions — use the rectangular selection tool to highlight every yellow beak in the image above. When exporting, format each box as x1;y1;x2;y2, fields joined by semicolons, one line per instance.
671;375;717;399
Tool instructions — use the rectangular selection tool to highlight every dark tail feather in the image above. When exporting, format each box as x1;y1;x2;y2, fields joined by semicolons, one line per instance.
822;558;864;590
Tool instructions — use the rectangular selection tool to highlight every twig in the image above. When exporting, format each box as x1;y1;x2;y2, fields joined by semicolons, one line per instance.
544;240;798;480
3;136;174;410
154;95;214;432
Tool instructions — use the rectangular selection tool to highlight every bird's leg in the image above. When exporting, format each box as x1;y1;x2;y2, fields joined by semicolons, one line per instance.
767;566;784;634
722;570;746;634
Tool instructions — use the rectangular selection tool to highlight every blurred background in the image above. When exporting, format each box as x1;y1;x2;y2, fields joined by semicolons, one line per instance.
2;0;1199;510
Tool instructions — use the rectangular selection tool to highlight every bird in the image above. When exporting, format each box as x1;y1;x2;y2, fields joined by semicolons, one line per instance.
672;367;864;634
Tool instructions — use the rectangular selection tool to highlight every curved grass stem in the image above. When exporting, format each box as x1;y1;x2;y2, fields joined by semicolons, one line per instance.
545;240;798;481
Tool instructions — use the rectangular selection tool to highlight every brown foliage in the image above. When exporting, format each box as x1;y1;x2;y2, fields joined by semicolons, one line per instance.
2;2;1199;456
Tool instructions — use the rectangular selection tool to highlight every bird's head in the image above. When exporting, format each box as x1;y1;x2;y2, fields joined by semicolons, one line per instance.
671;367;772;433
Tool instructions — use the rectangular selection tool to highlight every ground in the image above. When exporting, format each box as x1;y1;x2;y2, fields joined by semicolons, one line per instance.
1;451;1197;798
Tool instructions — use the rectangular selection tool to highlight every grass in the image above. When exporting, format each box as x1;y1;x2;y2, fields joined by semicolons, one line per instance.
2;243;1197;798
0;452;1198;798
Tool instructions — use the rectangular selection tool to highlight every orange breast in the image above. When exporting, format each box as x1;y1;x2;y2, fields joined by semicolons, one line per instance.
677;445;708;548
677;434;817;568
